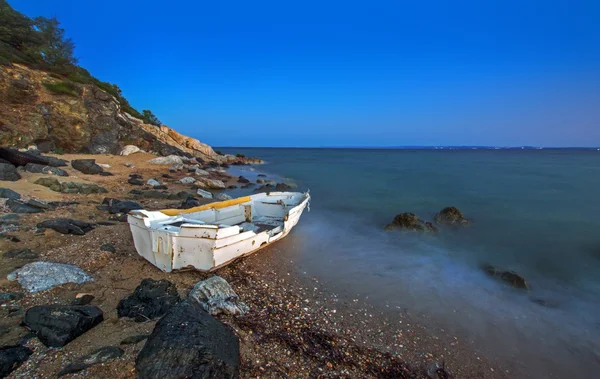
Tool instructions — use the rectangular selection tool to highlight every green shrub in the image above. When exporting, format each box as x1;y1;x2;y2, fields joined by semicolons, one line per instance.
42;81;79;97
54;147;64;155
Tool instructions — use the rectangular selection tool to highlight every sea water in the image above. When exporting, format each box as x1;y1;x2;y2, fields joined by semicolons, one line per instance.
222;148;600;378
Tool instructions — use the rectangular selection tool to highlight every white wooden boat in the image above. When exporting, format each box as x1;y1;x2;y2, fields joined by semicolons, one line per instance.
127;191;310;272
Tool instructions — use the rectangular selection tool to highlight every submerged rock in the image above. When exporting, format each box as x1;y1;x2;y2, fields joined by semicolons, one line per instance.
275;183;292;191
0;345;32;378
37;218;94;235
237;176;250;183
71;159;104;175
384;213;438;232
8;261;92;292
189;276;249;316
58;346;123;377
135;300;239;379
434;206;470;226
23;305;103;347
0;163;20;181
0;188;21;200
117;279;180;322
482;264;528;290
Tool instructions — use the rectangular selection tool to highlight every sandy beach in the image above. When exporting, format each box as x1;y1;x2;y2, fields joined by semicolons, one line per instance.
0;152;506;378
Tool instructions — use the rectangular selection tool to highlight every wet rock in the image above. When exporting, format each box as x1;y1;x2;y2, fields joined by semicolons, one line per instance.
256;178;265;184
482;264;528;290
128;178;143;185
179;176;196;184
34;177;107;194
71;294;95;306
257;174;267;177
58;346;123;377
196;178;226;190
5;199;44;214
8;261;92;292
135;300;239;379
237;176;250;184
197;189;213;199
168;191;195;200
100;243;116;253
227;185;237;189
216;193;233;201
120;334;149;345
148;155;184;166
189;276;249;316
3;248;39;260
275;183;292;191
71;159;104;175
0;345;32;377
37;218;94;235
120;145;141;156
0;188;20;200
180;197;201;209
384;213;438;232
146;179;161;187
23;163;68;176
0;163;20;181
241;183;254;189
117;279;180;322
99;198;143;214
23;305;103;347
434;206;470;226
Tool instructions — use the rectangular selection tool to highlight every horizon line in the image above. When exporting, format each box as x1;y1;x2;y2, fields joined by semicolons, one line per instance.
215;146;600;150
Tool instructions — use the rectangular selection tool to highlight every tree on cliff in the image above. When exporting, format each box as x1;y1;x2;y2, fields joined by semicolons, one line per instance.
142;110;162;126
0;0;42;64
34;16;77;68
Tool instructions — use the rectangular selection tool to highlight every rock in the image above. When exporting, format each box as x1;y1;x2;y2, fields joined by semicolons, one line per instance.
5;199;44;214
0;147;49;166
129;173;143;179
179;176;196;184
0;292;24;304
195;177;226;190
482;264;529;290
8;261;92;292
241;183;254;189
0;234;20;242
124;162;135;168
195;168;209;176
197;189;213;199
120;334;149;345
384;213;438;232
0;188;21;200
0;163;20;181
37;218;94;235
237;176;250;183
57;346;123;377
135;300;239;379
23;305;103;347
0;345;32;378
35;139;55;153
216;193;233;201
180;197;201;209
44;156;69;167
275;183;292;191
257;174;266;177
71;159;104;175
117;279;180;322
128;178;143;185
71;294;95;306
168;164;183;172
120;145;141;156
100;243;116;253
434;206;470;226
161;174;174;179
48;201;79;208
189;276;249;316
3;248;39;260
256;178;264;184
23;163;68;176
132;190;170;199
227;185;237;189
146;179;161;187
148;155;184;166
34;177;107;194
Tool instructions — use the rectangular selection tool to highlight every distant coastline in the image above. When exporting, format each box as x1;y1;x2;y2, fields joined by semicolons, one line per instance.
216;145;600;150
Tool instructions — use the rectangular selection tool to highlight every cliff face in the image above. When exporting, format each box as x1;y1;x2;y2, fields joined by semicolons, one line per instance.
0;64;252;163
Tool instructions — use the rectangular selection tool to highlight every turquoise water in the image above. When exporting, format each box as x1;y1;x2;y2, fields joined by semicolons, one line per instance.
222;148;600;378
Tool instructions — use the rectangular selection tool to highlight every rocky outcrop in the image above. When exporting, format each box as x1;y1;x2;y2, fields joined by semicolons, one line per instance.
0;64;262;164
435;206;470;226
384;213;438;232
482;264;528;290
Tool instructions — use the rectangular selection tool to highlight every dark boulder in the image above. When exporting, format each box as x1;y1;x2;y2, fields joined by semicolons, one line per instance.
0;163;20;181
180;197;201;209
237;176;250;184
257;174;266;177
99;171;114;177
5;199;44;214
275;183;292;191
99;198;142;214
128;178;144;185
23;163;68;176
37;218;94;235
384;213;438;232
135;300;239;379
44;156;69;168
0;345;32;378
3;248;39;260
71;294;95;306
129;173;143;179
482;264;528;290
0;188;20;200
23;305;104;347
35;139;56;153
71;159;104;175
434;206;470;226
117;279;180;322
58;346;123;377
0;147;49;167
241;183;254;189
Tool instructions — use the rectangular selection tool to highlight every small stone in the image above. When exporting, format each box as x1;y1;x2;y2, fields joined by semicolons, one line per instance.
147;179;161;187
100;243;116;253
3;248;39;260
124;162;135;168
0;163;20;181
216;193;233;201
71;294;95;306
179;177;196;184
128;178;143;185
58;346;123;377
120;334;149;345
196;189;213;199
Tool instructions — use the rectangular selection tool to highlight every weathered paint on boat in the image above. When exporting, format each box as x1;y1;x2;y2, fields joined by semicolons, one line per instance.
127;191;310;272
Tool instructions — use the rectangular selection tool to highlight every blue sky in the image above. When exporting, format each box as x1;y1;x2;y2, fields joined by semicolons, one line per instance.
14;0;600;147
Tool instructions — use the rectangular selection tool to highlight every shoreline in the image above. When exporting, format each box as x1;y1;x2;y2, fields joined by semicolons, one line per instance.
0;152;504;378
